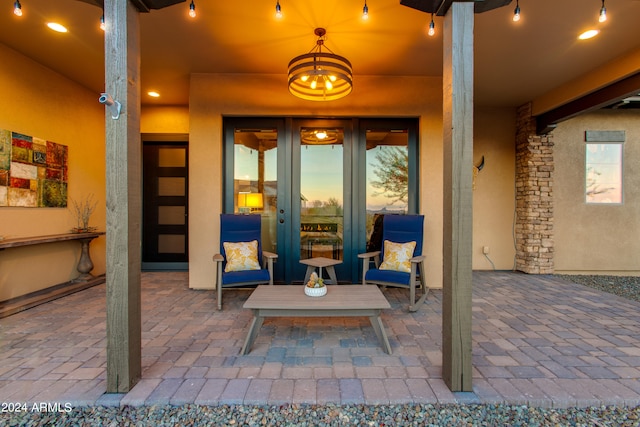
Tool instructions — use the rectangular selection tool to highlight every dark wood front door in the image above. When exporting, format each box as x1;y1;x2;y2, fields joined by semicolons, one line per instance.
142;141;188;270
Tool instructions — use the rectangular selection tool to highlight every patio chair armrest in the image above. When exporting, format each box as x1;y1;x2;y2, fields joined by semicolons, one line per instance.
212;253;224;263
262;251;277;285
358;250;381;260
410;255;425;263
359;250;381;284
263;251;278;260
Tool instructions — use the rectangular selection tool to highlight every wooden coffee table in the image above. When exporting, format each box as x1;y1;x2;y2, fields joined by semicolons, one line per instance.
241;285;392;355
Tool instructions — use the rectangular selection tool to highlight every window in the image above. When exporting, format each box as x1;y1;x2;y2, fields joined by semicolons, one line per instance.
585;143;622;204
361;119;419;250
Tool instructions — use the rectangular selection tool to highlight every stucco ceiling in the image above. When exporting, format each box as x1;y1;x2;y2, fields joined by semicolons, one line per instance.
1;0;639;108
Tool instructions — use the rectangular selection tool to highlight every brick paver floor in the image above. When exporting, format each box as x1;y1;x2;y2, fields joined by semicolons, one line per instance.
0;271;638;408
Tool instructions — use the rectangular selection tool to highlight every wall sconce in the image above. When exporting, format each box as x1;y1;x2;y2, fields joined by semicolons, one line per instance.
238;192;264;214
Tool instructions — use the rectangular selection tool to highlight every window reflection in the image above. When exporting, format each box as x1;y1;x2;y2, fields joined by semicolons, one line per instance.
585;143;622;204
300;128;344;260
365;129;409;248
233;129;278;252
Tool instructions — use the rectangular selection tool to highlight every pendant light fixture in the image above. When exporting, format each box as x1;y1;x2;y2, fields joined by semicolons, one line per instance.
189;0;196;18
275;0;282;19
362;1;369;20
288;28;353;102
301;129;341;145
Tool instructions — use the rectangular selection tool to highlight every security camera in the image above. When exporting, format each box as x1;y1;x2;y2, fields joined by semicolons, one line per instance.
98;92;121;120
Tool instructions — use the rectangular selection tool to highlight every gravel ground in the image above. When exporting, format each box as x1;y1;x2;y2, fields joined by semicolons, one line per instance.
555;274;640;303
2;275;639;427
2;403;639;427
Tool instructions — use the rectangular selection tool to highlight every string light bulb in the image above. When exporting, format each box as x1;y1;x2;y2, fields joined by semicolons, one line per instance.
599;0;607;23
362;1;368;20
275;0;282;19
100;14;105;31
513;0;521;22
428;13;435;36
189;0;196;18
13;0;22;17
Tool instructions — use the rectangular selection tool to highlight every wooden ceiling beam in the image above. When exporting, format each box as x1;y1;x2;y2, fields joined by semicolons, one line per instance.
536;72;640;135
76;0;185;13
400;0;512;16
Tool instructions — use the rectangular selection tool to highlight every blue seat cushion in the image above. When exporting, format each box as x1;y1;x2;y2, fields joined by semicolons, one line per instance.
365;268;411;286
222;269;270;286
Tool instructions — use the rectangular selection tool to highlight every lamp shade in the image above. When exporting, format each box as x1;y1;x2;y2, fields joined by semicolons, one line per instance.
238;193;263;210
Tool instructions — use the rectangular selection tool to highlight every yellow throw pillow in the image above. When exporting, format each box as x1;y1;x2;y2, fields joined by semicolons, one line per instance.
379;240;416;273
223;240;261;272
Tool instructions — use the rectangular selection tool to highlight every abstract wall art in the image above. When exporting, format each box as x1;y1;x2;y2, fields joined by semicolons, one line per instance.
0;129;68;208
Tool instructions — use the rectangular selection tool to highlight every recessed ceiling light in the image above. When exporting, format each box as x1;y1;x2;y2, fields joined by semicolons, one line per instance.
578;29;599;40
147;91;160;98
47;22;68;33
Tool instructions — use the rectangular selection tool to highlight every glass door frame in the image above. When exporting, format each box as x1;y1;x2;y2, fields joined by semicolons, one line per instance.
223;117;288;282
292;118;354;282
354;118;420;283
223;116;419;284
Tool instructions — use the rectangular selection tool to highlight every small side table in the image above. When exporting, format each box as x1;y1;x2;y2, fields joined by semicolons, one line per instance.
300;257;342;285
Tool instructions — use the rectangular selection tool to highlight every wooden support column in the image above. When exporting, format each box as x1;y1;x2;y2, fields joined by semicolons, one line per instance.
442;1;474;392
104;0;142;393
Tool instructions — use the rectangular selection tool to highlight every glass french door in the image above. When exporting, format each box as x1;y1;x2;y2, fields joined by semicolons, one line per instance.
294;119;352;282
224;117;417;284
224;118;351;283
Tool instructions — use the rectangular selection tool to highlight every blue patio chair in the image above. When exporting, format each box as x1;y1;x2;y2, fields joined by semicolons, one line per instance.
358;214;428;312
213;214;277;310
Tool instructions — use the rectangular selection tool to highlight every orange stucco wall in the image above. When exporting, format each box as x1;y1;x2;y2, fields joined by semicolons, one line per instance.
0;43;106;301
553;110;640;274
7;38;634;304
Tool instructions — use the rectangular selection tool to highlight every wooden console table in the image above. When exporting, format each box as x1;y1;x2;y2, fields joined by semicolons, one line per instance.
0;232;105;318
0;232;104;280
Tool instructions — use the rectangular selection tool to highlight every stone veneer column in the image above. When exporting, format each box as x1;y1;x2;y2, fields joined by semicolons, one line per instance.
515;103;555;274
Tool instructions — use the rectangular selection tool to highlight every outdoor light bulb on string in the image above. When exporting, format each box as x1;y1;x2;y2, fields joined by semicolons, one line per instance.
13;0;22;17
189;0;196;18
100;14;105;31
275;0;282;19
599;0;607;23
362;1;369;20
427;13;435;36
513;0;521;22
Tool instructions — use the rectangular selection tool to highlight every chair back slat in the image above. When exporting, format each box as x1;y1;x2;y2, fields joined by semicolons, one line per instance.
220;214;263;265
381;214;424;259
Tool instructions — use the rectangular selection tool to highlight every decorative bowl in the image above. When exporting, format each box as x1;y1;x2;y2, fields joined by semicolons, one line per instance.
304;285;327;297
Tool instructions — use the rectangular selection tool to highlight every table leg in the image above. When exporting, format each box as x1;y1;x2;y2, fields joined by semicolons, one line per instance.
240;311;264;355
369;314;392;354
74;237;98;282
326;266;338;285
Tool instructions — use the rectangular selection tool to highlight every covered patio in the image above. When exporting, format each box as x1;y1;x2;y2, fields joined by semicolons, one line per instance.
0;271;639;408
